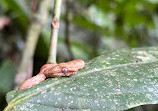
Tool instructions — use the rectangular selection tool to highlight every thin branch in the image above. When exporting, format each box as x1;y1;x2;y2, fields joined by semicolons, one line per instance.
65;0;74;60
31;0;39;13
47;0;63;64
14;0;52;89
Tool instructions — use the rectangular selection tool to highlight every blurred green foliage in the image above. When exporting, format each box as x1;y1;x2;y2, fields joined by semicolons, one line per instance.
0;60;16;110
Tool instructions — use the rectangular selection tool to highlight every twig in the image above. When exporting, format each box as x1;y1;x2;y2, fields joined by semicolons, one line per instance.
47;0;63;64
14;0;52;89
65;0;74;60
31;0;39;13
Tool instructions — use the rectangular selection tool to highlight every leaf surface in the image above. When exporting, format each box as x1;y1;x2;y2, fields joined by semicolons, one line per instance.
5;47;158;111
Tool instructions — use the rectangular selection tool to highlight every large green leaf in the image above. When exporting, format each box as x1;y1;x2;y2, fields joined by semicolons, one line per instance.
4;47;158;111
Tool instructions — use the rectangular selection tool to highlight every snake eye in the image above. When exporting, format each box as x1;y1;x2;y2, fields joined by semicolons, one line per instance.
61;67;68;73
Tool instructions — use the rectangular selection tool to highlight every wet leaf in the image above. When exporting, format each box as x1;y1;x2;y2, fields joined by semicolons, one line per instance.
4;47;158;111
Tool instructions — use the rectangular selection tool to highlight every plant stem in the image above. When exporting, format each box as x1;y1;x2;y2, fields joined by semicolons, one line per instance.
14;0;52;89
47;0;63;64
31;0;39;13
65;0;74;60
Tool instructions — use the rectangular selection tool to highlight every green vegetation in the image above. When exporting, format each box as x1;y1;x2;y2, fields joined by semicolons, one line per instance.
0;0;158;110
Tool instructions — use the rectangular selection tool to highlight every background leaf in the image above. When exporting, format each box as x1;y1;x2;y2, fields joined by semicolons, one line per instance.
0;60;16;110
0;0;29;32
4;46;158;111
0;60;16;95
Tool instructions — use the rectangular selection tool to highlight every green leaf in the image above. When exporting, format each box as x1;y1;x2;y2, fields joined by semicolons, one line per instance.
4;47;158;111
0;60;16;95
0;0;29;32
72;15;104;34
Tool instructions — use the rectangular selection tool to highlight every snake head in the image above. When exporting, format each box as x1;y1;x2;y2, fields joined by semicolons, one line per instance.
43;59;85;77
